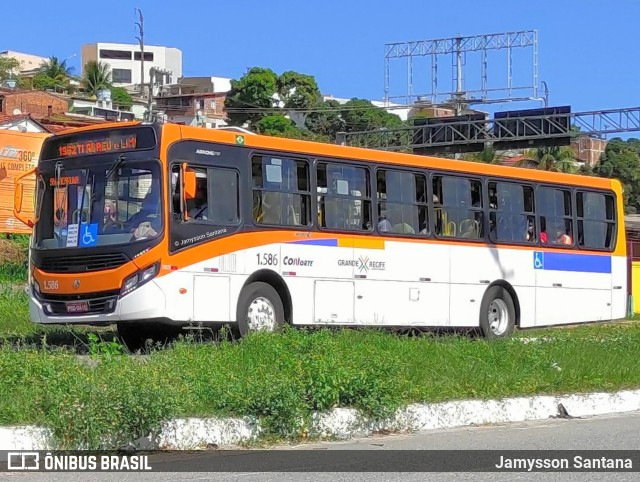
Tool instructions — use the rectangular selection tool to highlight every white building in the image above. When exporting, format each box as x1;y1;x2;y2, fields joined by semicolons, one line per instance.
81;42;182;87
0;50;48;72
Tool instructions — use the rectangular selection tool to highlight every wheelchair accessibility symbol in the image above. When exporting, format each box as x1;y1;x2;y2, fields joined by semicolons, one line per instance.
533;251;544;270
79;223;98;247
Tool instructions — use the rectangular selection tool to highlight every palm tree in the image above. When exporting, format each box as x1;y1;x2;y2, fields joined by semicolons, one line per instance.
38;56;74;92
518;146;578;173
82;60;112;96
463;147;502;164
40;56;74;79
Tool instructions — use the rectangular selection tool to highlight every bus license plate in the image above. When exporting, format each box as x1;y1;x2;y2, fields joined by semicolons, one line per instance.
66;301;89;313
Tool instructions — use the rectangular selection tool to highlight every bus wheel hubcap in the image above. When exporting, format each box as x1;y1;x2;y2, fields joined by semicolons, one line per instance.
488;299;509;335
247;297;276;332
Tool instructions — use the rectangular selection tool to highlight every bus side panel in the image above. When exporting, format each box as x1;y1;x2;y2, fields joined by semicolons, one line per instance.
449;245;536;328
156;270;195;322
612;255;629;320
535;252;612;326
353;240;450;326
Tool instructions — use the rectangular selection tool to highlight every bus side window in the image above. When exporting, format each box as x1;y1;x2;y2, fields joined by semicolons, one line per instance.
170;164;209;221
538;187;573;247
170;165;182;218
376;169;427;236
433;175;482;239
488;182;535;244
577;191;615;250
252;155;311;227
317;162;371;232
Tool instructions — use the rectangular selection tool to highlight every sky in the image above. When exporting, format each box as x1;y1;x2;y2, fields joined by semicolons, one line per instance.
3;0;640;116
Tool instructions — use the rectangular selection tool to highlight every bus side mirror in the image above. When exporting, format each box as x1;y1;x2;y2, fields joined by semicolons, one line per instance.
181;162;197;221
182;163;197;200
13;167;36;228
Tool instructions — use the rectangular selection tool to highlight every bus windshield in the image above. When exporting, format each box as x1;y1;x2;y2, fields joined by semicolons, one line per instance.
34;159;162;249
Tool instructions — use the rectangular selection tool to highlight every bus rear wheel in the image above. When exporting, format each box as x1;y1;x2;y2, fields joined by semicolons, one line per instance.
479;286;516;339
236;282;284;337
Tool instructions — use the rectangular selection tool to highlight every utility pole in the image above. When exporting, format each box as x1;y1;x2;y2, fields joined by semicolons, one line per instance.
135;8;145;97
147;67;172;122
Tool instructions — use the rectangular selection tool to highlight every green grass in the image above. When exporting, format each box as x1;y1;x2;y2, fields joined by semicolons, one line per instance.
0;286;31;335
0;263;27;284
1;324;640;450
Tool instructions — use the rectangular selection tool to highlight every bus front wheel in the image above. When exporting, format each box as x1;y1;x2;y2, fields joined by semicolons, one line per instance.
236;282;284;337
479;286;516;339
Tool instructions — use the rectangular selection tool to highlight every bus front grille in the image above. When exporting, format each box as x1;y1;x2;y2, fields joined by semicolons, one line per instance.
40;254;129;273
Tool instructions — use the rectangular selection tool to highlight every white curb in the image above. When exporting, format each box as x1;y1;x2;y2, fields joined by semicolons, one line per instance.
1;389;640;450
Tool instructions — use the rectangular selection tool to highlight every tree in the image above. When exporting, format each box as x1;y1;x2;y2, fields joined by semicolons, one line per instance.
224;67;279;128
596;138;640;213
518;146;578;173
82;60;112;96
255;114;299;136
111;87;133;109
0;57;21;84
277;71;321;109
463;147;501;164
32;72;59;91
32;56;75;93
40;56;74;80
335;98;405;148
305;99;345;139
340;98;403;132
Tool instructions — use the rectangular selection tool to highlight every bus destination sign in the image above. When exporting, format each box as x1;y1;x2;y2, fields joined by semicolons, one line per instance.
57;134;138;158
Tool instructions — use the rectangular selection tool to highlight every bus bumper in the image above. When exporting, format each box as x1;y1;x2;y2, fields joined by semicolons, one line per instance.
29;280;167;325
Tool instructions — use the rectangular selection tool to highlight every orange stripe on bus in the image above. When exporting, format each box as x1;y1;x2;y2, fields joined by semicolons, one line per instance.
159;230;622;276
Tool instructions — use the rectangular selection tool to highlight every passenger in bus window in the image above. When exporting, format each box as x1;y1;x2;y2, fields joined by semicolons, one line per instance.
556;230;572;245
471;183;482;208
489;187;498;209
128;190;158;225
540;217;548;244
460;219;478;238
378;203;392;232
526;218;536;242
128;187;161;239
103;199;118;226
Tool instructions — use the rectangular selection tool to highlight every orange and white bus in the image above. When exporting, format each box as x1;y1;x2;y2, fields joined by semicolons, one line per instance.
14;122;628;344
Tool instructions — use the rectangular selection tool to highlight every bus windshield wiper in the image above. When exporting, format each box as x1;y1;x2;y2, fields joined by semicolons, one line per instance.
105;154;126;181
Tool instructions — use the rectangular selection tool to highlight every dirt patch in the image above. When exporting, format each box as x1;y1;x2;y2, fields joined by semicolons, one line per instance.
0;238;27;265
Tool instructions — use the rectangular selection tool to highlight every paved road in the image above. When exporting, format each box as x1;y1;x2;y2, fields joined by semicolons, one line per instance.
2;412;640;481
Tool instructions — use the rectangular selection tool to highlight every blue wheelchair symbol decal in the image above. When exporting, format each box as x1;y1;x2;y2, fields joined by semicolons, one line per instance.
79;223;98;247
533;251;544;270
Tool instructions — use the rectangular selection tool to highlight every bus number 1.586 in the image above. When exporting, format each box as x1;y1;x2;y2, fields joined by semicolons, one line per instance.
256;253;278;266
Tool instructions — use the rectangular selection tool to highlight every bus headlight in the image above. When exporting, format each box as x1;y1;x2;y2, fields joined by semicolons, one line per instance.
33;280;40;297
121;262;160;297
